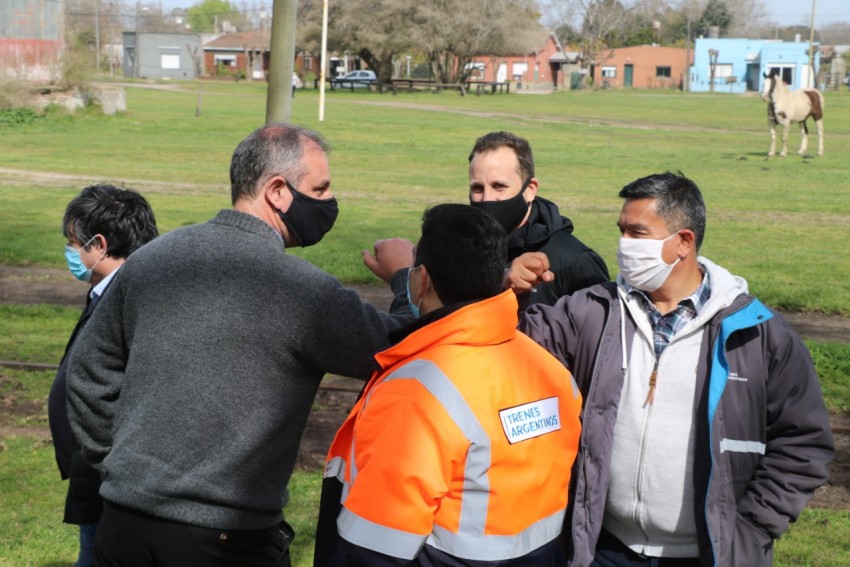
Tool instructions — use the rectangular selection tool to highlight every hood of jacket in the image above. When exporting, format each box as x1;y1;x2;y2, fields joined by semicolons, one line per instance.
507;196;573;254
612;256;750;381
374;290;519;372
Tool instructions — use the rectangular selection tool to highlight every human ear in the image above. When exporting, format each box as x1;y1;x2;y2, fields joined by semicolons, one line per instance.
524;178;539;202
677;230;696;257
264;176;290;211
417;265;431;300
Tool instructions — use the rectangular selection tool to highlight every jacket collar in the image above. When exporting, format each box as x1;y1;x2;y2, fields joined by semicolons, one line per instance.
376;290;519;371
507;197;573;254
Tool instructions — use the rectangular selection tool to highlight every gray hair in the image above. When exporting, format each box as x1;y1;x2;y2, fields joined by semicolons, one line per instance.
229;123;330;204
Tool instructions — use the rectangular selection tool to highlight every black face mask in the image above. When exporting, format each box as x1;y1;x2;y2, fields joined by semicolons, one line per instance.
469;178;531;233
277;180;339;247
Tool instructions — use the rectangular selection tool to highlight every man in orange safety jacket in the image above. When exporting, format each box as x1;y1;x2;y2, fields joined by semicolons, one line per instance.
314;204;583;566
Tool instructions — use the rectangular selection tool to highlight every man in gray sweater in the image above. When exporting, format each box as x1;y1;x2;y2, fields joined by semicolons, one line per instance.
66;124;410;566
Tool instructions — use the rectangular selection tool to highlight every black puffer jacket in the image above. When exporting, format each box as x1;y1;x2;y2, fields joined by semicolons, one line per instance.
508;197;609;309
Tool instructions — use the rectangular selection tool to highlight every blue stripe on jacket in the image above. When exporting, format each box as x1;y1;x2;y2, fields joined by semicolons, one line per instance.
707;299;773;427
705;297;773;565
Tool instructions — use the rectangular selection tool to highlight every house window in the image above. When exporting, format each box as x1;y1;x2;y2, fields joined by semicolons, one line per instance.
464;61;485;80
214;54;237;67
601;66;616;78
766;65;794;86
304;55;313;71
161;54;180;69
512;62;528;82
711;63;733;78
656;66;671;78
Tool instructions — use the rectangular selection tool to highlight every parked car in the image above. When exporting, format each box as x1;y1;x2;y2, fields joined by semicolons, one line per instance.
331;70;377;89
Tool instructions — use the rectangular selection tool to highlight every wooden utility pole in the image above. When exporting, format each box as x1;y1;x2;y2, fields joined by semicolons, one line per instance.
684;19;691;91
808;0;817;88
708;49;718;93
265;0;297;124
318;0;329;121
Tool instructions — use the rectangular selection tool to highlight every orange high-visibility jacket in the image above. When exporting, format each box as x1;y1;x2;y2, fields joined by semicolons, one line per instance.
316;290;583;565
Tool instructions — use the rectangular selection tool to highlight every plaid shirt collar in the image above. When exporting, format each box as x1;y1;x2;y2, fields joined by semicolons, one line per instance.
627;265;711;358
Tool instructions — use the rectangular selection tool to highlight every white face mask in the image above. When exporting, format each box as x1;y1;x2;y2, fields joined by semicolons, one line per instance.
617;232;680;292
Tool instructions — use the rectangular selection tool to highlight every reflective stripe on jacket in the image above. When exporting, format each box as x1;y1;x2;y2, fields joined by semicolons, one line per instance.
315;290;583;566
521;262;833;567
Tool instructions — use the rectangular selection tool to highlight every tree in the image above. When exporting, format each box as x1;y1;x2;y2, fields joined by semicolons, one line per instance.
820;22;850;45
722;0;768;37
546;0;632;69
411;0;543;84
697;0;732;37
334;1;415;84
187;0;239;33
329;0;542;85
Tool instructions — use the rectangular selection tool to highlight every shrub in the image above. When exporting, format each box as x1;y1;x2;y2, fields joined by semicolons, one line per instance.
0;108;44;127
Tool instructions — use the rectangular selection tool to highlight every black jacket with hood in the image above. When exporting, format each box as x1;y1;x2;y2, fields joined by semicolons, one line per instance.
509;197;609;309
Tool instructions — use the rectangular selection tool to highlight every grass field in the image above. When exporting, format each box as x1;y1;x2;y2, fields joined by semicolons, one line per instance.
1;82;848;310
1;82;849;565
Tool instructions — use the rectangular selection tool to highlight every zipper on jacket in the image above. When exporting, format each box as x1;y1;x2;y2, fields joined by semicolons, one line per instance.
581;444;593;525
632;386;655;548
643;359;659;407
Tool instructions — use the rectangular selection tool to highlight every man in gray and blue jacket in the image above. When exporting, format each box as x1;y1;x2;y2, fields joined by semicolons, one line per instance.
518;171;833;566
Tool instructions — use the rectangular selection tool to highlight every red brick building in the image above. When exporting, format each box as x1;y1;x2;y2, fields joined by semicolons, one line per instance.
591;45;692;89
467;31;582;90
202;31;322;82
203;31;270;79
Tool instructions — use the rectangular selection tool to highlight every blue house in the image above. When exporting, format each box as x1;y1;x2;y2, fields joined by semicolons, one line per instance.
689;38;820;93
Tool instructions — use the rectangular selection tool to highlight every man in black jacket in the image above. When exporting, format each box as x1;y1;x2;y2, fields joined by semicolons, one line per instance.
468;131;609;308
48;184;158;567
363;132;609;308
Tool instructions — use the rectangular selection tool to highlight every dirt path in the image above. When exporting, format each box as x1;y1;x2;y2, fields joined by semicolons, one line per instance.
3;264;847;344
1;264;848;510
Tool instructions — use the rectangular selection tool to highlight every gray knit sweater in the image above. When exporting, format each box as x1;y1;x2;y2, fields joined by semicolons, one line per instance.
67;209;408;529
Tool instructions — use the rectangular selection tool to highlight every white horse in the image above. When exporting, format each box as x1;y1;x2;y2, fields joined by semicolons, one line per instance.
760;71;824;157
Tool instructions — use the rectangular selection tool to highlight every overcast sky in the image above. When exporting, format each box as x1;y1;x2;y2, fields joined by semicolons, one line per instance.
769;0;847;26
154;0;848;27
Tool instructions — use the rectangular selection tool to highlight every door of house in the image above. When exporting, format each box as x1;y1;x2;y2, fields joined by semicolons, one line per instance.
624;64;633;88
746;63;759;91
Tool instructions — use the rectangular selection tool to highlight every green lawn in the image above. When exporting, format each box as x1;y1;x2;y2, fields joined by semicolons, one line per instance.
1;83;848;565
2;83;848;310
1;437;848;566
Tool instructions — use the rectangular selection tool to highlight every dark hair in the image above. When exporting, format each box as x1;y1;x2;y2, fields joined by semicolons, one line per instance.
468;131;535;181
414;204;507;305
230;123;329;204
618;171;706;250
63;184;158;259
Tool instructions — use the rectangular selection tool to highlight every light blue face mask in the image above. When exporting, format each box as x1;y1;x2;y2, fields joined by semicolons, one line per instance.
406;265;425;318
64;235;100;283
